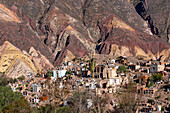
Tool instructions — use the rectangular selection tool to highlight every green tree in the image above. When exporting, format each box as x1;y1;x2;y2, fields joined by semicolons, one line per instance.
151;73;162;82
45;71;53;79
0;76;18;86
36;104;53;113
146;77;154;88
17;75;25;81
156;95;161;99
65;70;72;75
0;86;32;113
148;99;154;104
72;57;77;61
0;77;8;86
9;78;17;83
117;65;128;73
83;65;87;70
56;106;73;113
161;106;164;111
34;105;73;113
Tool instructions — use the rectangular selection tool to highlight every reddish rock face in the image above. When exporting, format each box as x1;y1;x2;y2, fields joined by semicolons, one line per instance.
0;21;54;63
0;0;169;66
98;28;169;55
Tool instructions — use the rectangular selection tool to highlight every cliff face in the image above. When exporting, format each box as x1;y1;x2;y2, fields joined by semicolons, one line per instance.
0;1;53;63
0;0;169;66
39;3;96;63
134;0;169;42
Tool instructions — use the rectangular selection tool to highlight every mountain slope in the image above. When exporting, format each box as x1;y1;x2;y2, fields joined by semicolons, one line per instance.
0;41;53;76
0;0;169;66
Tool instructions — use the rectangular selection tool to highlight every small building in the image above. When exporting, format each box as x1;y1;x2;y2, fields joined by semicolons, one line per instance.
32;84;41;93
110;59;115;64
58;70;67;78
95;65;105;78
53;70;57;78
145;61;152;66
115;56;127;65
137;85;157;96
103;67;117;79
128;64;140;71
139;75;150;85
67;61;72;66
34;96;39;103
23;91;28;96
109;77;122;85
80;62;84;67
150;64;165;73
82;70;91;77
40;94;48;101
157;105;162;112
165;64;170;72
139;107;153;113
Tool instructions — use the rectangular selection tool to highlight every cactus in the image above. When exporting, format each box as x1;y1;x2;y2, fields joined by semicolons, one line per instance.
89;58;96;78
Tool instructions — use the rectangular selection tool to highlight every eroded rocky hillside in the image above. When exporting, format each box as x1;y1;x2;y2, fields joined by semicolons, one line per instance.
0;0;169;66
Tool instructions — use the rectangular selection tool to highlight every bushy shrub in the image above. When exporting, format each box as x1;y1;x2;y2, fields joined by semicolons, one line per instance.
117;65;129;73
